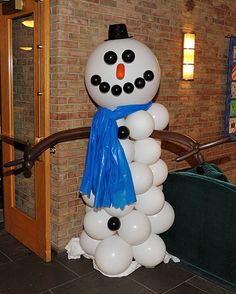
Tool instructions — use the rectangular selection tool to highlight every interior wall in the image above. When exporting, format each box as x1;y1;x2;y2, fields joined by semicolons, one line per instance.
50;0;236;251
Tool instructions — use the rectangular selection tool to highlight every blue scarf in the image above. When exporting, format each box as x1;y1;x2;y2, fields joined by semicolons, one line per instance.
80;101;152;209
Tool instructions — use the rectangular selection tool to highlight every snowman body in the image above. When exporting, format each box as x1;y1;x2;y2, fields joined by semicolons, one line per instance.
66;33;175;277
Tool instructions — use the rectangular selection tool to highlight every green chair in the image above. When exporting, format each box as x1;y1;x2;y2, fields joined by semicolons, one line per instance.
162;163;236;288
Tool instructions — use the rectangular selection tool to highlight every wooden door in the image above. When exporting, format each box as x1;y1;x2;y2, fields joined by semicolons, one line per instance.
0;0;51;261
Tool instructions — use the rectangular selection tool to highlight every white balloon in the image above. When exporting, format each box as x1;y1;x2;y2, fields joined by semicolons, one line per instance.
85;205;93;212
118;210;151;245
157;184;163;190
95;235;133;275
82;193;95;207
84;209;115;240
125;110;154;140
135;186;165;216
148;201;175;234
150;159;168;186
116;118;126;127
105;204;134;217
119;139;134;163
134;138;161;165
147;103;169;131
130;162;153;194
132;234;166;267
80;230;101;256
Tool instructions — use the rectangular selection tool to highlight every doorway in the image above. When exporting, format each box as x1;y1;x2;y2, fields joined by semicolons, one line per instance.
0;0;51;261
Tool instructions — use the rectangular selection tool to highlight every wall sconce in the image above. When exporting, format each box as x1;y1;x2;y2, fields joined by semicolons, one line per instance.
182;33;195;80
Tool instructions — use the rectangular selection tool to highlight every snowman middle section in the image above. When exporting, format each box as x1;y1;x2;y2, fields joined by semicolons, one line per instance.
66;104;175;277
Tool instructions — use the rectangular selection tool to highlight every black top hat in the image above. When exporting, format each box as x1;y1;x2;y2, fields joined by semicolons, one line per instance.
105;24;132;41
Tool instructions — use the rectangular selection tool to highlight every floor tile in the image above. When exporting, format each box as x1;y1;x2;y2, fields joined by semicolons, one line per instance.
51;270;156;294
129;262;194;294
188;276;236;294
0;230;32;261
0;254;77;294
165;282;207;294
55;253;94;277
0;250;11;264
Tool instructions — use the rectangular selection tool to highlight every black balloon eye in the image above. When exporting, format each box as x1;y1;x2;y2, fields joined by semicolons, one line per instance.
104;51;117;65
91;75;101;86
122;50;135;63
143;70;154;81
99;82;110;93
135;77;145;89
111;85;122;96
123;82;134;94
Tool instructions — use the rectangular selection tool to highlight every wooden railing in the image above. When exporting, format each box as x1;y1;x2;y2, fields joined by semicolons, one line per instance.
1;127;234;177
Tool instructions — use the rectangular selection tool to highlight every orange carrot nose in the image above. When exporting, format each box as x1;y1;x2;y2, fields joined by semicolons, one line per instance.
116;63;125;79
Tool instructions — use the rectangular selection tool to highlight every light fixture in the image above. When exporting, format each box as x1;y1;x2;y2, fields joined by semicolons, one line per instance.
22;20;34;28
19;46;33;51
182;33;195;80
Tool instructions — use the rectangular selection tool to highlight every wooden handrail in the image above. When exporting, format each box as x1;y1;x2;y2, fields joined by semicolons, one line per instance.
1;134;27;151
2;127;234;176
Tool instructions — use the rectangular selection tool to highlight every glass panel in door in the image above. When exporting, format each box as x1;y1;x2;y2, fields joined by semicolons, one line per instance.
12;14;35;218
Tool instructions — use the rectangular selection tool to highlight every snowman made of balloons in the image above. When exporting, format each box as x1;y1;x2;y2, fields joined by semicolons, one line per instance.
66;24;175;277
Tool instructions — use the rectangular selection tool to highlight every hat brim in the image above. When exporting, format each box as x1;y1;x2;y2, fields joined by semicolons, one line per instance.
104;35;133;41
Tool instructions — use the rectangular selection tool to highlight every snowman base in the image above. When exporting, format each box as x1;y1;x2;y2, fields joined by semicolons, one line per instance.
65;237;141;277
65;237;180;278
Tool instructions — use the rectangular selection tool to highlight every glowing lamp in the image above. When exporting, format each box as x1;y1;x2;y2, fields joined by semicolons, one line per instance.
182;33;195;80
19;47;33;51
22;20;34;28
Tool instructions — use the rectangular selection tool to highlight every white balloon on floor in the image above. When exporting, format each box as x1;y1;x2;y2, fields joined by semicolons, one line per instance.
80;230;101;257
132;234;166;267
95;235;133;275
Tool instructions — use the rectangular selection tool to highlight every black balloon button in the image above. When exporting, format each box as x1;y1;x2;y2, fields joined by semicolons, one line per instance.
143;70;154;81
135;77;145;89
123;82;134;94
111;85;122;96
99;82;110;93
91;75;101;86
118;125;130;139
122;49;135;63
107;217;121;231
104;51;118;65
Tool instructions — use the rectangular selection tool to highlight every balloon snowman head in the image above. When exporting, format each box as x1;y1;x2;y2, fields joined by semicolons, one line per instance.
85;24;161;109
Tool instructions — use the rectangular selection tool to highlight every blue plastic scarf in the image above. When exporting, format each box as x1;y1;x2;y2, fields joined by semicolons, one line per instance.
80;101;152;209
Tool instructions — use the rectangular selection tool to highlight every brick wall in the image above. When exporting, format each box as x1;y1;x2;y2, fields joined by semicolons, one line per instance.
50;0;236;251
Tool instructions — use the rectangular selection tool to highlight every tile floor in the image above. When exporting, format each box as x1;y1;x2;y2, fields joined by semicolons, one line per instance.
0;229;235;294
